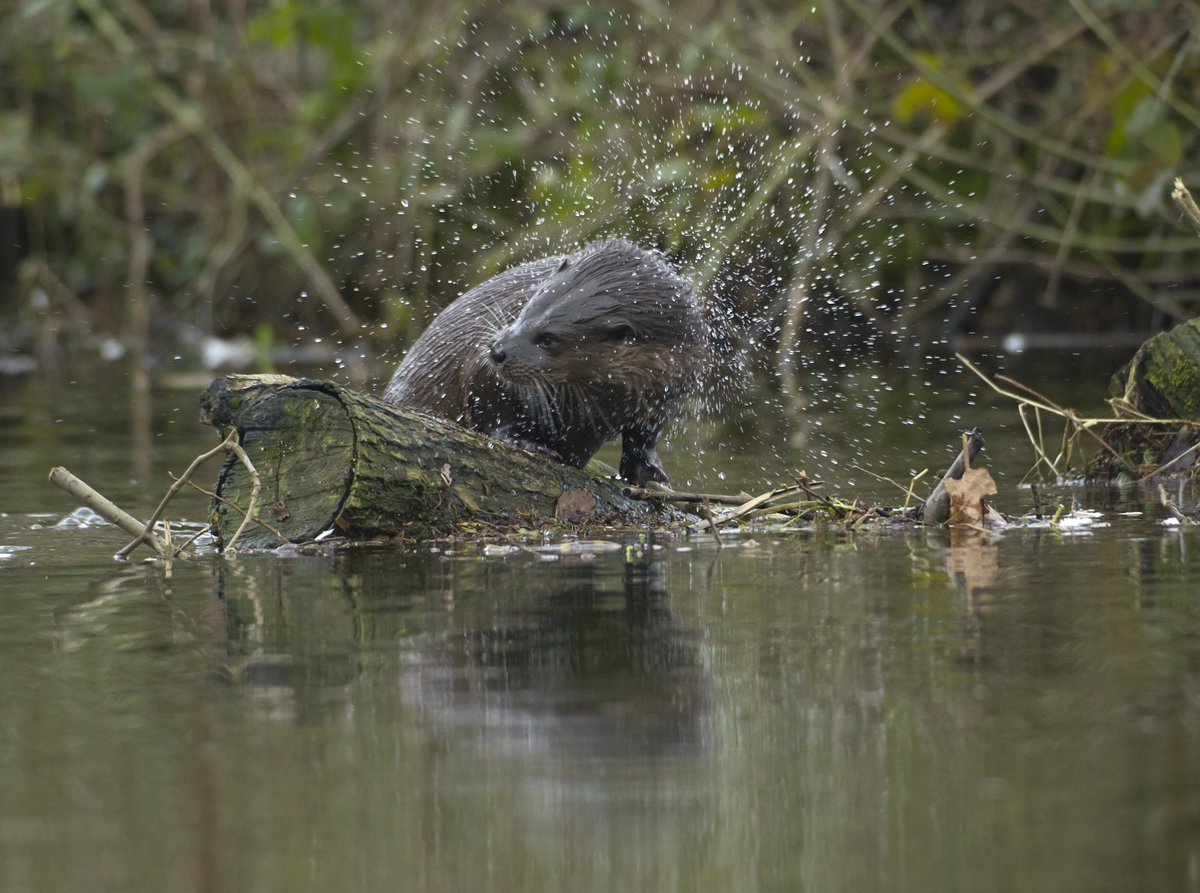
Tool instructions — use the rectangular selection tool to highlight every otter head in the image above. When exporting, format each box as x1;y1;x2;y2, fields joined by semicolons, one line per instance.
488;241;704;392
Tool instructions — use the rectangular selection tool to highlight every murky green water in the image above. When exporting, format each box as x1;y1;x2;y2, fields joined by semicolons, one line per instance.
3;362;1199;892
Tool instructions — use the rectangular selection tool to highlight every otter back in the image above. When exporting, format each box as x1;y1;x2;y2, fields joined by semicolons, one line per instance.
383;239;704;485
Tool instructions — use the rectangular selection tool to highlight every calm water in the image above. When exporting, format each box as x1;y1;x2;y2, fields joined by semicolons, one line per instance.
2;360;1199;892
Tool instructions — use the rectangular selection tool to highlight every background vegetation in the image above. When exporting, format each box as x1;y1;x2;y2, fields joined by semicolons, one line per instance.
3;0;1199;401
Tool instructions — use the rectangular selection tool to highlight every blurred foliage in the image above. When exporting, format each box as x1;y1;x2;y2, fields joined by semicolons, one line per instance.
2;0;1199;381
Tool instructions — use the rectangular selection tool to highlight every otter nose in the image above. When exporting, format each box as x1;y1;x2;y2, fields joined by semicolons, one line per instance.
489;341;507;365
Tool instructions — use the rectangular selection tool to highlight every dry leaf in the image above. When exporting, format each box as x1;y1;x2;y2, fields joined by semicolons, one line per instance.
554;489;597;523
944;467;997;526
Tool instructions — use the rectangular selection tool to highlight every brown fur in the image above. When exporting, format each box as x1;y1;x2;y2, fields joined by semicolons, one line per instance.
383;239;705;484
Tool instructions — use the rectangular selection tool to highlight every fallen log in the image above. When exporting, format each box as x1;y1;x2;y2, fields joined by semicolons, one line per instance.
200;375;667;549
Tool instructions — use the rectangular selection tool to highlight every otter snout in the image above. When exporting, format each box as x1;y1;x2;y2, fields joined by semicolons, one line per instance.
489;340;507;366
488;330;545;384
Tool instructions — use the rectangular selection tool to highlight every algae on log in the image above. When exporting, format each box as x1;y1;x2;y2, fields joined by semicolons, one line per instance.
1111;319;1200;419
1093;319;1200;477
200;375;661;549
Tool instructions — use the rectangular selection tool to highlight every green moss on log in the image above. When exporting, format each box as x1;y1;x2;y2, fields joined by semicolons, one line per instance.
1111;319;1200;419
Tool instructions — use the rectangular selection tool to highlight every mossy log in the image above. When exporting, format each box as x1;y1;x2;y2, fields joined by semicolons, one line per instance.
1095;319;1200;477
201;375;665;549
1110;318;1200;419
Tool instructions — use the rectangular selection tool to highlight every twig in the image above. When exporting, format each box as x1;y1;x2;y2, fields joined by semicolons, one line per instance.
691;483;805;531
1067;0;1200;133
846;506;876;529
123;122;186;357
179;478;290;543
1043;169;1097;307
755;500;828;525
1172;178;1200;238
1158;484;1190;524
170;526;211;559
48;467;168;557
958;352;1186;477
224;438;262;551
1139;437;1200;481
1016;404;1061;480
851;463;928;514
790;471;841;509
903;469;928;513
116;429;236;559
625;484;754;506
995;373;1070;415
702;498;723;549
53;428;268;558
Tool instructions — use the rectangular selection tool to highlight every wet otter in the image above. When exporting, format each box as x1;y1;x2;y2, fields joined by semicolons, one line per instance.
383;239;705;485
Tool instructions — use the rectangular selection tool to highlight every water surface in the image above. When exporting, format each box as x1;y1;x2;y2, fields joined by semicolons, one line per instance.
2;362;1198;892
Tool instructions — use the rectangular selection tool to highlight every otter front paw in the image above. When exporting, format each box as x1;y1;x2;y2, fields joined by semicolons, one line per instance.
620;453;669;486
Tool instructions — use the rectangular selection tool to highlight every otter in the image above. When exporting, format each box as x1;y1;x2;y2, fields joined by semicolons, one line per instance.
383;239;705;485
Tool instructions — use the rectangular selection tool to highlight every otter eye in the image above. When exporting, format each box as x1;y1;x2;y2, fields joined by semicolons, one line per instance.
534;332;560;350
606;324;633;342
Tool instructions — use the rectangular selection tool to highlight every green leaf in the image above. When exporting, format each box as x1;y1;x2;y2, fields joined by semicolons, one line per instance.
892;78;964;127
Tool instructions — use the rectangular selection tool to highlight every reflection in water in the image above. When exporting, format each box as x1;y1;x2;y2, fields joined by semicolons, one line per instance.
409;556;709;762
217;547;710;766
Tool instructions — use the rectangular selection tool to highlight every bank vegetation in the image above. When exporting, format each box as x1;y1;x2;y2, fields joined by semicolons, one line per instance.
3;0;1199;402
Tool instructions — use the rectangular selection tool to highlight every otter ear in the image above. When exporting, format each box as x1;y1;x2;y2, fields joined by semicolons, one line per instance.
556;257;571;273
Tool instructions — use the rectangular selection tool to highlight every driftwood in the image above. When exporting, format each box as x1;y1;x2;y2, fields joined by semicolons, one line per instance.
200;375;667;549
